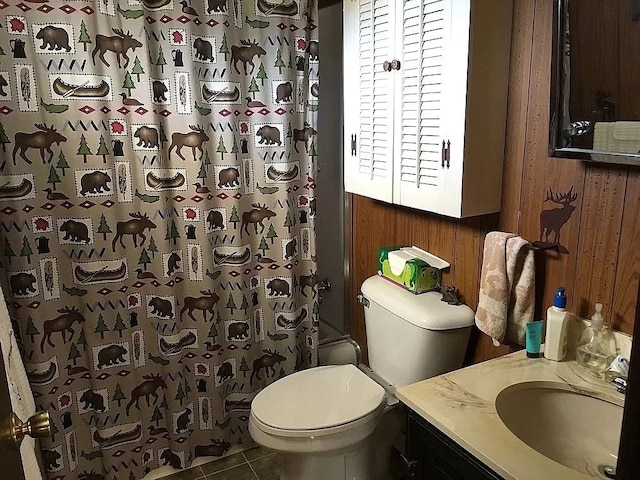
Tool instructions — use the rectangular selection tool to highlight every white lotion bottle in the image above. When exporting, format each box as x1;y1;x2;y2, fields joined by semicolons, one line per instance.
544;287;569;361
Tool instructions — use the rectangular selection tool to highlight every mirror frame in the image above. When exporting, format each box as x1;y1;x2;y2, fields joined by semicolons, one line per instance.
616;281;640;479
549;0;640;166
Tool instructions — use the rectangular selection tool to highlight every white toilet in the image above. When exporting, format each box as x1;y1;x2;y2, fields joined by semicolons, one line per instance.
249;275;475;480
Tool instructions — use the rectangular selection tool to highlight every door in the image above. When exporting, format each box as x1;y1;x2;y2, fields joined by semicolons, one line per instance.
394;0;451;212
0;342;27;480
344;0;395;202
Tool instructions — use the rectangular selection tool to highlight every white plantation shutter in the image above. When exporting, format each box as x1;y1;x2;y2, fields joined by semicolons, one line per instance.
344;0;510;217
394;0;450;210
344;0;394;202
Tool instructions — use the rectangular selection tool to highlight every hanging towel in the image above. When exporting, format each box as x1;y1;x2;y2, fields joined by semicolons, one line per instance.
0;288;43;480
475;232;535;346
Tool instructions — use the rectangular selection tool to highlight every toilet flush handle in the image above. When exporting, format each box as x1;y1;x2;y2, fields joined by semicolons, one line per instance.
357;294;369;308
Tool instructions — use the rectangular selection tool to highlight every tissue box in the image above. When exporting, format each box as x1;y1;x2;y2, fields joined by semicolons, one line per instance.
377;246;449;294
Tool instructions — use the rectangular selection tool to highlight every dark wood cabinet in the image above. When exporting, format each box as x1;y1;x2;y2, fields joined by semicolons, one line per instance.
406;410;504;480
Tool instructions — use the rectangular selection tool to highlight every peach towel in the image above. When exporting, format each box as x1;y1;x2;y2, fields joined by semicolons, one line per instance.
475;232;535;346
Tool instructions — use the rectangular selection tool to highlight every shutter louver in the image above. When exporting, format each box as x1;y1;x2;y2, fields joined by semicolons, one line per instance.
399;0;447;191
358;0;393;180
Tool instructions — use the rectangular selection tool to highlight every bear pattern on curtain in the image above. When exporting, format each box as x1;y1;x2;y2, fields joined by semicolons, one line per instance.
0;1;319;478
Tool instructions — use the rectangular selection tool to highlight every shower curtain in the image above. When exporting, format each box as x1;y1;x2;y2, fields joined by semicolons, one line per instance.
0;1;318;478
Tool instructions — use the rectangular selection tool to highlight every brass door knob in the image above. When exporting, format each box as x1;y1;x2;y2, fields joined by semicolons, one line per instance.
0;411;50;446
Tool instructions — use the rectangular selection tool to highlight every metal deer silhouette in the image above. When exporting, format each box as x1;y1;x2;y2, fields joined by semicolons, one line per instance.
539;187;578;246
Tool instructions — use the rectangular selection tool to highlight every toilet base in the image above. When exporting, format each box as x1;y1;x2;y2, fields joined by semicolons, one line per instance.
276;408;402;480
278;441;383;480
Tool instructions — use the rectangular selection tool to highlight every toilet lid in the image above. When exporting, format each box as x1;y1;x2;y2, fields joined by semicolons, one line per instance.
251;364;386;431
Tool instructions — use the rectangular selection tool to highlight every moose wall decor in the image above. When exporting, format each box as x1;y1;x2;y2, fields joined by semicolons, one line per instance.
532;186;579;254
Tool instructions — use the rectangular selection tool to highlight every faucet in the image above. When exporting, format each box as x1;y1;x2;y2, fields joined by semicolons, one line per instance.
611;376;627;394
606;355;629;394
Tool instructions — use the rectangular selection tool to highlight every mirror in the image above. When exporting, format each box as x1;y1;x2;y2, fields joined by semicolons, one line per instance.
550;0;640;165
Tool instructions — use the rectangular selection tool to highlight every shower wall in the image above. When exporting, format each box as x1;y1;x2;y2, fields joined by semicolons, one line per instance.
316;3;346;337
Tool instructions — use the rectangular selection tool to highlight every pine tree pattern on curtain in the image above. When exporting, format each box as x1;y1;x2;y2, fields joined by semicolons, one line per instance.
0;1;319;478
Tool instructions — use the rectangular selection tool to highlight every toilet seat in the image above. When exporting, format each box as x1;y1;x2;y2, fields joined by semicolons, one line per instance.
250;364;386;438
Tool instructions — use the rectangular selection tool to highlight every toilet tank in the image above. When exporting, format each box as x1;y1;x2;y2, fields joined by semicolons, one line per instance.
361;275;475;388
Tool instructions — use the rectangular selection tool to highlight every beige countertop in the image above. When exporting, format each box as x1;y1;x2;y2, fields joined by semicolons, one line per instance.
396;349;626;480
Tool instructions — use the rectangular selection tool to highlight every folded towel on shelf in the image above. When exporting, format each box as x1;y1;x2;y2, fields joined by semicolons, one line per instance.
593;121;640;153
475;232;535;346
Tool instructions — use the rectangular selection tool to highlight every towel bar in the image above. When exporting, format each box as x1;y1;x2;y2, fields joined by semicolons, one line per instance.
528;243;560;252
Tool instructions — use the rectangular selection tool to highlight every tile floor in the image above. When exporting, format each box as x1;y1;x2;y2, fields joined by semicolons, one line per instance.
162;447;281;480
153;443;406;480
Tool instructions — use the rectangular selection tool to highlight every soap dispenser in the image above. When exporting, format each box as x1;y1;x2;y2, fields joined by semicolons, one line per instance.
544;287;569;361
576;303;617;377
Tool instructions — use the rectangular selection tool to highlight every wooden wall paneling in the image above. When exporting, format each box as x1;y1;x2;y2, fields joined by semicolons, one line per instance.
453;217;497;310
469;330;512;365
468;0;537;365
349;195;367;364
349;194;364;364
393;205;431;255
350;195;400;363
423;214;456;286
519;0;584;318
571;164;627;320
611;169;640;333
499;0;537;234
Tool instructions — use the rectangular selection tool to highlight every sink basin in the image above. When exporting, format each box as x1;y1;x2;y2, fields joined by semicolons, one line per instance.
495;382;623;478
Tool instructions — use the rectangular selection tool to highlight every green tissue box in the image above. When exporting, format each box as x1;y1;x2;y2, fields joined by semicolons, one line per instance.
377;246;449;294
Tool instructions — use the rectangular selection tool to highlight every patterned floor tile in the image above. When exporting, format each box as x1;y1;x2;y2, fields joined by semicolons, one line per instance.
248;454;282;480
242;446;275;462
205;463;258;479
161;465;204;480
200;453;247;475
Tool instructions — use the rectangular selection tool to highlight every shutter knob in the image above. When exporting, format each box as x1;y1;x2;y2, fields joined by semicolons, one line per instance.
382;60;401;72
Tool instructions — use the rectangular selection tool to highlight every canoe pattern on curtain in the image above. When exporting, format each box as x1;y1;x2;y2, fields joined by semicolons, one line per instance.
0;1;319;478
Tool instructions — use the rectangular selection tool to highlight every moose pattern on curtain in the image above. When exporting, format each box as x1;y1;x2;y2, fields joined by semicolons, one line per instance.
0;1;319;479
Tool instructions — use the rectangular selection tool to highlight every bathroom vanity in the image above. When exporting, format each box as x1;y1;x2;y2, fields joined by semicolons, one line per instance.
397;349;627;480
406;410;503;479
